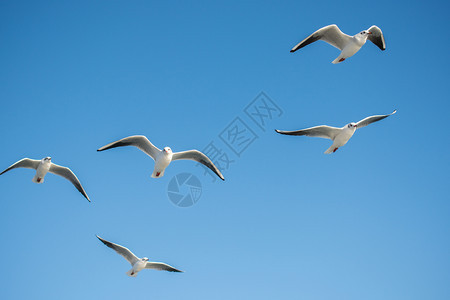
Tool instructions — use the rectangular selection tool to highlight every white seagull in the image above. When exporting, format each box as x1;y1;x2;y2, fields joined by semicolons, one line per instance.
275;110;396;154
0;157;90;201
96;235;183;277
97;135;224;180
290;24;386;64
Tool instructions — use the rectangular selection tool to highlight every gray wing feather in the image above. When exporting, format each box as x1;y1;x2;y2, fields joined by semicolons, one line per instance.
172;150;224;181
291;24;352;52
97;135;160;160
356;110;397;129
275;125;342;140
49;163;90;202
145;262;183;272
96;236;139;265
0;158;40;175
367;25;386;50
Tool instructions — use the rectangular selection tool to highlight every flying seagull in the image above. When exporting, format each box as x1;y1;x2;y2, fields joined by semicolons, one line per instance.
0;157;90;201
96;235;183;277
275;110;396;154
290;24;386;64
97;135;224;180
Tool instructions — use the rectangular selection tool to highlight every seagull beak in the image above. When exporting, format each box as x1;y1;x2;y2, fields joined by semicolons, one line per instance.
368;32;372;35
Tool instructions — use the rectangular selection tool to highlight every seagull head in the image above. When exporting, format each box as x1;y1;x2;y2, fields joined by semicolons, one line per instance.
163;147;172;154
142;257;149;261
347;123;357;129
357;30;372;40
43;157;52;162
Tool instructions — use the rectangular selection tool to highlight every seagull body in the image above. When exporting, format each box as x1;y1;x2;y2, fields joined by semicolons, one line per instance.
275;110;396;154
324;124;357;154
129;259;146;277
290;24;386;64
32;157;52;183
96;235;183;277
97;135;225;180
0;157;90;201
152;148;173;178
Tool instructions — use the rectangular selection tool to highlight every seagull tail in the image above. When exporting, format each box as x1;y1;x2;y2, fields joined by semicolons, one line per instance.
332;55;345;64
151;169;165;178
126;269;138;277
32;175;44;184
324;145;335;154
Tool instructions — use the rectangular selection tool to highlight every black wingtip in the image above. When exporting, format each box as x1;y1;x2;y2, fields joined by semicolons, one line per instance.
96;235;106;244
290;49;295;53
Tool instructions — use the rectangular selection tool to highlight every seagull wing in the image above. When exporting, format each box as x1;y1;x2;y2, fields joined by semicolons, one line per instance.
172;150;224;181
96;236;139;265
145;262;183;272
0;158;40;175
49;163;90;202
355;110;397;129
367;25;386;50
275;125;341;140
97;135;160;160
291;24;352;52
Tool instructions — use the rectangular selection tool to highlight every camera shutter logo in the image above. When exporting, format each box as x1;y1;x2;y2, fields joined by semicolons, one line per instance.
167;173;202;207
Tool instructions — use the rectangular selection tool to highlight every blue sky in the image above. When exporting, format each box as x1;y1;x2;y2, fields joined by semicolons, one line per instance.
0;0;449;299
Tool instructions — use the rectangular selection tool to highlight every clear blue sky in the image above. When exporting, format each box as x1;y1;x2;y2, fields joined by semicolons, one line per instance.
1;0;449;299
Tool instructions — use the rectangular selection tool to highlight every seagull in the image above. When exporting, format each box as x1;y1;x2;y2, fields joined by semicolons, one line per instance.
0;157;90;201
96;235;183;277
275;110;396;154
97;135;225;180
290;24;386;64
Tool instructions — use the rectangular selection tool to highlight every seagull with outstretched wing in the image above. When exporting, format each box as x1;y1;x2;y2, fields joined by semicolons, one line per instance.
97;135;224;180
0;157;90;202
290;24;386;64
96;235;183;277
275;110;396;154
